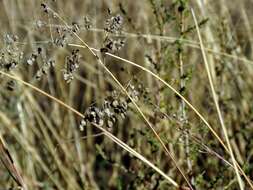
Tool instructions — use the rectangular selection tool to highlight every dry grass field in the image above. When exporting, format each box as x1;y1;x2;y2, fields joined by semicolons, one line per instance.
0;0;253;189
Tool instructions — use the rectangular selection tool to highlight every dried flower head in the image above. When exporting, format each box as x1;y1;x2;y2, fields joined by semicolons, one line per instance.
79;92;129;131
101;37;125;53
35;59;55;80
104;14;123;33
62;49;80;83
0;34;23;72
54;27;68;47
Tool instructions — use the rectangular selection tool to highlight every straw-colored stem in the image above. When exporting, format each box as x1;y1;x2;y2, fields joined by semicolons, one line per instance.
0;70;179;188
191;8;244;190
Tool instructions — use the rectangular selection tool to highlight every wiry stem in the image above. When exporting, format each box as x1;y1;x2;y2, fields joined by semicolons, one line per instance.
178;6;195;186
68;43;253;188
46;6;193;189
191;8;245;190
0;70;179;188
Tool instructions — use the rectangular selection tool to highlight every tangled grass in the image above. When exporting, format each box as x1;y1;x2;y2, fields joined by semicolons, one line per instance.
0;0;253;189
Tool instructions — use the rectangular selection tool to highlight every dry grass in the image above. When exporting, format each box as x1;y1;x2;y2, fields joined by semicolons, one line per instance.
0;0;253;189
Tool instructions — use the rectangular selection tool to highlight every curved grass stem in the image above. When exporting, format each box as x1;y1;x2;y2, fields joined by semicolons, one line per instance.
47;6;193;189
191;8;245;190
68;43;253;188
0;70;179;188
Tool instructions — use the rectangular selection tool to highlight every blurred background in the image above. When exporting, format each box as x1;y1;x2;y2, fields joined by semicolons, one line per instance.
0;0;253;189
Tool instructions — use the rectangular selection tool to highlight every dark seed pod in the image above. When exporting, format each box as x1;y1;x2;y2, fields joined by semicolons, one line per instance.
6;80;16;91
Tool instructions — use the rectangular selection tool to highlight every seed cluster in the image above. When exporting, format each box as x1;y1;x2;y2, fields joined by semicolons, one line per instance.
54;27;69;47
104;14;123;34
101;12;126;53
79;80;152;131
35;59;55;80
103;38;125;53
27;47;42;66
79;92;129;131
0;34;23;72
26;47;55;80
63;49;80;83
40;3;82;48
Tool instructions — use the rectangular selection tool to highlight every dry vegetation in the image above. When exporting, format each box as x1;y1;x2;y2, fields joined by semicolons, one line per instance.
0;0;253;189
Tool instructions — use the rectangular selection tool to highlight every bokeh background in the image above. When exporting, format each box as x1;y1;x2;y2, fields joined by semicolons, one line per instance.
0;0;253;189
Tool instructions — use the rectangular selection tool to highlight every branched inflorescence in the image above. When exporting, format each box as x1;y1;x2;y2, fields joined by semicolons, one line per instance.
26;47;56;80
101;12;126;53
79;92;129;131
104;14;124;34
79;80;153;131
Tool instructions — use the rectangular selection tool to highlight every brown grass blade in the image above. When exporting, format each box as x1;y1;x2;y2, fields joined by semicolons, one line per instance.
0;137;24;188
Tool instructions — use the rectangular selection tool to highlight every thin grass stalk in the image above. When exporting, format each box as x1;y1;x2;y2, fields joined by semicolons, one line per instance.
68;43;253;188
0;70;179;188
46;7;193;189
191;8;244;190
